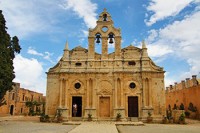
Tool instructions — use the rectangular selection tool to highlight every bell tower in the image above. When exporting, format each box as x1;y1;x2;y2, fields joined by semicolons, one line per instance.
88;8;121;60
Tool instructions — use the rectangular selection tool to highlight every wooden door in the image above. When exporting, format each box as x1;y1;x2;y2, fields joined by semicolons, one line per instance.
128;96;138;117
99;97;110;117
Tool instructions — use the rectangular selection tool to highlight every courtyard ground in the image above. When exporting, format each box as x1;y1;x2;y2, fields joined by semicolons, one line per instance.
0;116;200;133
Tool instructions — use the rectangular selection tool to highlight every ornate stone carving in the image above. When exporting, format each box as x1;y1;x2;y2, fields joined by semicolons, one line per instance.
97;80;112;95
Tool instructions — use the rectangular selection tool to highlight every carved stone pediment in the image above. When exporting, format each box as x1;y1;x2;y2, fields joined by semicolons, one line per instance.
71;46;88;52
122;45;141;51
97;80;112;95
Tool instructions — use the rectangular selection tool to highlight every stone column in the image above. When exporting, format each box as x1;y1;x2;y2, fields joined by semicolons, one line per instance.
64;79;68;109
142;79;146;107
117;79;121;108
86;79;90;108
114;78;117;108
92;79;96;108
59;78;63;108
149;79;152;107
120;78;124;108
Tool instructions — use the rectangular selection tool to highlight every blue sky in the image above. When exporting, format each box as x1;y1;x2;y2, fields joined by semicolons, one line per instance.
0;0;200;95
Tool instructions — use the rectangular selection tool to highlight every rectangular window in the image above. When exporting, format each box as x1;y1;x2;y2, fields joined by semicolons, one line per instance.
21;108;23;113
12;93;15;100
23;95;25;101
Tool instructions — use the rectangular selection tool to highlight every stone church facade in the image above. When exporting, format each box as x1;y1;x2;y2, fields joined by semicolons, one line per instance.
46;9;166;122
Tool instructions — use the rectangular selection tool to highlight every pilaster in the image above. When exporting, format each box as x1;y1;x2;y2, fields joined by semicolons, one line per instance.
101;37;108;59
88;37;95;60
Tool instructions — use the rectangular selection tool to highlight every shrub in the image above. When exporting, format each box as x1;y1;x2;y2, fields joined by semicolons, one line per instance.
188;102;197;112
148;111;151;117
179;103;184;110
88;113;92;118
179;113;185;121
116;113;121;118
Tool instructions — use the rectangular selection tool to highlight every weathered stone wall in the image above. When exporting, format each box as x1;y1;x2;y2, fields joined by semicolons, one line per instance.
0;83;44;116
166;76;200;114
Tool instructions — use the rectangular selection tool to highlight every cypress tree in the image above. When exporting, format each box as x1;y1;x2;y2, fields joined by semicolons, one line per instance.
0;10;21;106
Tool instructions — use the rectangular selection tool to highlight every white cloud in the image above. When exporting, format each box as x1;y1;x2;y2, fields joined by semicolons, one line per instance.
145;0;195;26
147;10;200;85
27;47;43;56
13;55;46;94
0;0;60;38
165;74;176;87
44;52;55;64
61;0;97;28
82;30;89;37
27;47;55;64
148;44;173;58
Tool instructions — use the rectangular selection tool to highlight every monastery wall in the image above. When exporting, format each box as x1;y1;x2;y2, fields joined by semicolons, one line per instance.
166;75;200;112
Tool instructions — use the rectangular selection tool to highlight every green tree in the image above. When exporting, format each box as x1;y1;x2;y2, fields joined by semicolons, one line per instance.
0;10;21;106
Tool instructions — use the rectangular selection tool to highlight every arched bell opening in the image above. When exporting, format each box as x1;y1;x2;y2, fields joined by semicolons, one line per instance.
95;33;102;54
108;33;115;44
108;33;115;53
103;14;108;21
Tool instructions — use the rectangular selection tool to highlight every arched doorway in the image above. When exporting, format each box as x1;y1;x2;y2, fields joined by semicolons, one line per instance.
10;105;14;115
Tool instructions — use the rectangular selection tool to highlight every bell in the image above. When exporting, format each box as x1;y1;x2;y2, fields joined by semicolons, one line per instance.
109;38;114;44
108;34;114;44
96;34;101;43
96;38;100;43
103;14;107;21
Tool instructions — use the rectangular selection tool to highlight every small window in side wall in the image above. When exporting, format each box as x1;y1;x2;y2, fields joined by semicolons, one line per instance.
23;95;25;101
12;93;15;100
75;62;82;66
128;61;136;66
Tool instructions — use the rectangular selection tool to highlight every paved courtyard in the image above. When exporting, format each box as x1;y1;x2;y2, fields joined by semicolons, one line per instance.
1;116;200;133
117;123;200;133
